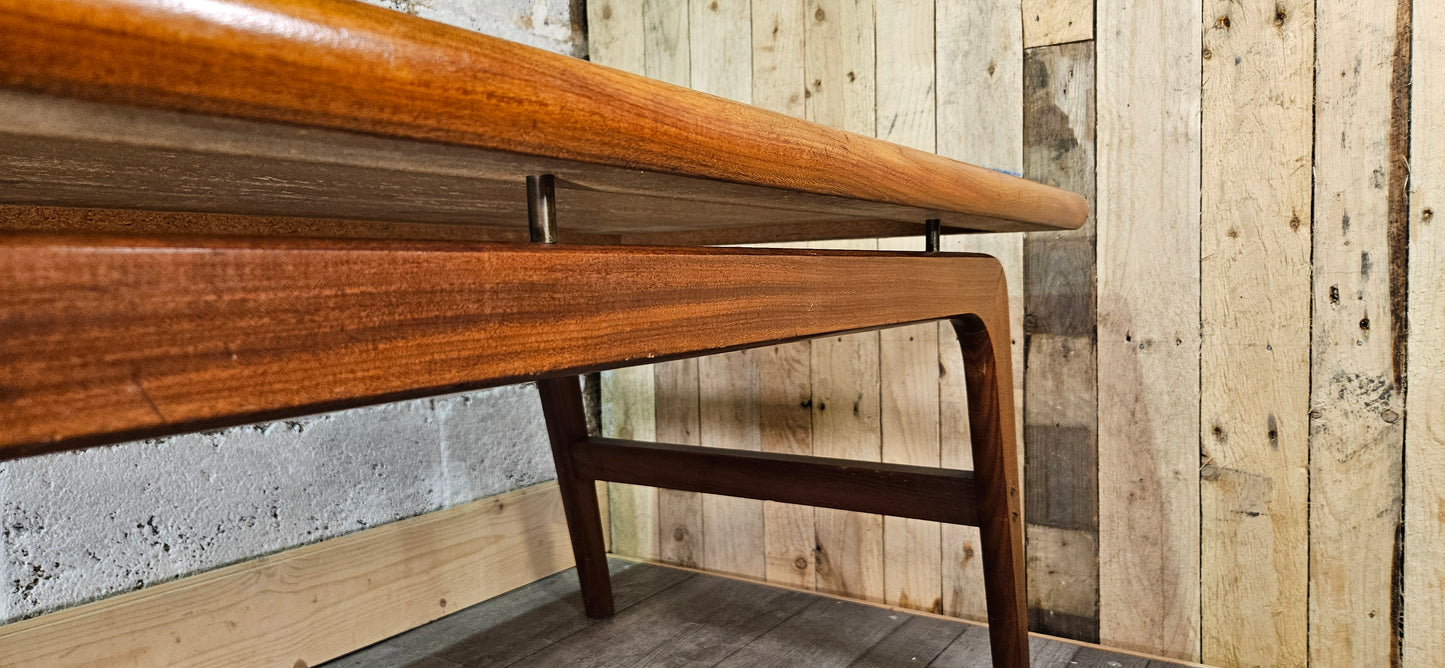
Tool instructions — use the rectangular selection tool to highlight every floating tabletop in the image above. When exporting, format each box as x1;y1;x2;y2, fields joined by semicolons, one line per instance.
0;0;1086;244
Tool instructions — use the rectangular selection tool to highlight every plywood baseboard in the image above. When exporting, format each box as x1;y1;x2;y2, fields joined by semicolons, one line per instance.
0;481;574;668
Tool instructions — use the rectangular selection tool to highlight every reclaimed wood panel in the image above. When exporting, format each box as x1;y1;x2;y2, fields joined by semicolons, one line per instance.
749;0;817;592
1404;1;1445;663
1022;0;1092;49
1309;0;1410;664
935;0;1024;624
1023;40;1098;642
1096;0;1201;660
698;347;766;579
603;366;659;560
1200;1;1313;664
807;234;885;604
594;3;1445;664
654;357;701;566
876;0;942;615
690;0;765;582
643;0;690;89
804;0;884;605
588;0;645;73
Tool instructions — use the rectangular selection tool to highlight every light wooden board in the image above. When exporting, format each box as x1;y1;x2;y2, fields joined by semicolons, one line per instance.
698;349;765;579
640;0;692;567
587;0;645;74
654;359;701;566
935;0;1024;623
0;482;573;668
1404;0;1445;663
806;237;884;604
750;0;817;593
1022;0;1093;48
1310;0;1410;665
1022;40;1098;642
876;0;942;615
690;0;765;583
644;0;690;94
758;337;815;589
1199;1;1313;665
802;0;882;605
1096;0;1201;660
591;1;659;564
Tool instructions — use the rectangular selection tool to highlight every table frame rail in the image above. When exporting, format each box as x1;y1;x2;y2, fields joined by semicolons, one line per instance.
0;228;1027;666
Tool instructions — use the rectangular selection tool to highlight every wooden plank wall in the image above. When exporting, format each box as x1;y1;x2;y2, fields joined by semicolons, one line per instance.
592;0;1438;665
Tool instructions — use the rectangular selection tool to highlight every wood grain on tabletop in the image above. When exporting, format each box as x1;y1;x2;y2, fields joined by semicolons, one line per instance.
0;0;1086;239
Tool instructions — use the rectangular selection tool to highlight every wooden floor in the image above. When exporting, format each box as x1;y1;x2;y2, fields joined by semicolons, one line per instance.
322;559;1194;667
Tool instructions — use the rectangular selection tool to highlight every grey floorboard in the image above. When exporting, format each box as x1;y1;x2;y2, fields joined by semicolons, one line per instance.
847;614;966;666
714;597;909;667
323;559;690;668
322;560;1191;668
1069;645;1152;667
515;573;815;667
928;626;1086;668
926;626;992;668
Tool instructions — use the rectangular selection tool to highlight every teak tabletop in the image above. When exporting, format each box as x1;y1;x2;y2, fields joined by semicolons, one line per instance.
0;0;1084;245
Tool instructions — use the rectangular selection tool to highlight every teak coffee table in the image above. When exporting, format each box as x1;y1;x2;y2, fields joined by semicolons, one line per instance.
0;0;1086;665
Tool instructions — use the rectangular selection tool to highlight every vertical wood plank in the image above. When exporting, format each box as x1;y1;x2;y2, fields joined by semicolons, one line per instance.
805;0;880;605
804;0;875;136
875;0;941;615
1310;0;1410;665
686;0;760;580
690;0;752;102
654;359;701;566
643;0;690;88
935;0;1023;623
1022;40;1098;642
698;351;765;578
806;295;884;602
758;339;815;588
1199;1;1313;665
639;0;694;568
1022;0;1093;49
751;0;816;592
601;368;657;559
1096;0;1201;660
1404;1;1444;663
590;0;654;562
588;0;646;72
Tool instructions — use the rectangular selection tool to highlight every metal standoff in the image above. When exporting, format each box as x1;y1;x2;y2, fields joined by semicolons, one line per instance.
527;174;558;244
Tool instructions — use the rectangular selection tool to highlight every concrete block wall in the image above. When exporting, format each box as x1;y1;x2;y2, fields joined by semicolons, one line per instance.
1;0;584;625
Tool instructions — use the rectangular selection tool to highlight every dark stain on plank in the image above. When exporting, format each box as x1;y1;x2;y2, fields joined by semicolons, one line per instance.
1387;3;1411;664
1386;0;1411;392
1023;424;1099;530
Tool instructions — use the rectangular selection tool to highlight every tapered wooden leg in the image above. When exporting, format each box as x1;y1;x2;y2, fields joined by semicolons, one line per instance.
953;310;1028;668
536;375;615;618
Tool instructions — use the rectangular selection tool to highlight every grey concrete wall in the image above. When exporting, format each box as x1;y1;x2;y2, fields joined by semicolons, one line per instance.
373;0;585;57
1;0;583;625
